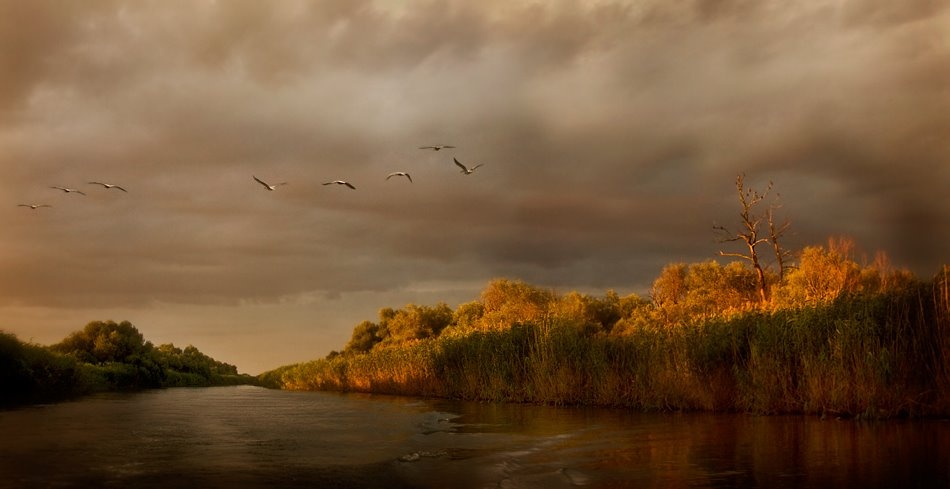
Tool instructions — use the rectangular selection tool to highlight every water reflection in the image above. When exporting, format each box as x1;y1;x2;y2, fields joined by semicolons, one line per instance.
1;387;948;488
407;399;950;488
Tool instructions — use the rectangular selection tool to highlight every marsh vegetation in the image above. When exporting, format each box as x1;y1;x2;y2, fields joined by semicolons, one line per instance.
262;242;950;418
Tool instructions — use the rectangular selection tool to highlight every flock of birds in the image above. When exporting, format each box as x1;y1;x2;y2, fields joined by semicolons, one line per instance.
17;145;483;209
18;182;128;209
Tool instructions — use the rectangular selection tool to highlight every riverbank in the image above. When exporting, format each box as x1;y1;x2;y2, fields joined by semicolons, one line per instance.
1;322;257;408
262;265;950;418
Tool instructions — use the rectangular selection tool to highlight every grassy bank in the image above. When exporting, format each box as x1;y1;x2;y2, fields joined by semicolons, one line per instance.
263;259;950;418
1;321;257;407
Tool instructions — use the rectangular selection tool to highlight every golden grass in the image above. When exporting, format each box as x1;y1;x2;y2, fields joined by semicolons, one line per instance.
265;276;950;418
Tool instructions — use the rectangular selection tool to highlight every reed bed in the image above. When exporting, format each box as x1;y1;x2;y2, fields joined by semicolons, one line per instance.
268;275;950;418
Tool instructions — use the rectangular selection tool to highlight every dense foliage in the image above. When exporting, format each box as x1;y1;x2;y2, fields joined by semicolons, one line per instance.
2;321;255;407
261;241;950;418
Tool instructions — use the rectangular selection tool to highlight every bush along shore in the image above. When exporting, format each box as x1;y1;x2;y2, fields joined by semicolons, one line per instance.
261;243;950;419
2;320;257;407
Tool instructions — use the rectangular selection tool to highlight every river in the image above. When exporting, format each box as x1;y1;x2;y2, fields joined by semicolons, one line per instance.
1;386;947;488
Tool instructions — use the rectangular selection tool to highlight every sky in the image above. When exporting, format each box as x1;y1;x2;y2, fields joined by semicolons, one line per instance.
1;0;948;374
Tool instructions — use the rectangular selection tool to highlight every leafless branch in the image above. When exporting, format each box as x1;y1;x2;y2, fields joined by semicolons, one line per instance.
714;173;791;303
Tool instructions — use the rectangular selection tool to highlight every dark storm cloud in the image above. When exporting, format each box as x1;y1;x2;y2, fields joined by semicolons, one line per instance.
2;0;949;313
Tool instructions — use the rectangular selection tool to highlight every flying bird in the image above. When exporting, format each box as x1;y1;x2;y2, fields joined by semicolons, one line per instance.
88;181;128;192
386;172;412;183
18;204;52;209
323;180;356;190
253;175;288;191
453;158;483;175
50;186;86;195
419;145;455;151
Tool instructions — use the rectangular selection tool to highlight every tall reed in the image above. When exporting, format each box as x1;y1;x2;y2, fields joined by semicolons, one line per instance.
267;279;950;417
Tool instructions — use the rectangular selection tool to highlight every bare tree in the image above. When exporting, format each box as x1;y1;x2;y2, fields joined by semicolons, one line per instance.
714;174;790;303
767;200;793;281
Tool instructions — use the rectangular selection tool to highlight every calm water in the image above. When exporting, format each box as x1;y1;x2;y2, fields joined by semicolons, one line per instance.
1;386;948;488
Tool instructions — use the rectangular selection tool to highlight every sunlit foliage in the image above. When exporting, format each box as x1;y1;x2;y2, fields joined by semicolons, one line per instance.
480;279;556;330
651;261;762;323
263;238;950;418
773;237;917;308
342;303;454;354
384;302;454;344
651;263;688;307
449;301;486;333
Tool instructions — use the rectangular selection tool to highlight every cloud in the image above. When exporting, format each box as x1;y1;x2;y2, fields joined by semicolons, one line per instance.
840;0;948;27
0;2;114;113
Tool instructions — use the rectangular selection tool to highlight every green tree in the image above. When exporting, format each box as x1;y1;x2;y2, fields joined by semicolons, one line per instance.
53;320;150;364
385;303;454;343
154;343;185;370
151;342;237;377
375;307;397;344
616;292;651;319
589;290;631;333
345;320;382;353
451;301;486;333
554;290;630;335
609;292;653;335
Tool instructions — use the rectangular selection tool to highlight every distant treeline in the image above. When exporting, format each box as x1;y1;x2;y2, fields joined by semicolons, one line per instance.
261;239;950;418
1;320;257;407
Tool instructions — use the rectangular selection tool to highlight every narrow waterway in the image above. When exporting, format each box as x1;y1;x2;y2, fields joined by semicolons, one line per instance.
1;386;947;488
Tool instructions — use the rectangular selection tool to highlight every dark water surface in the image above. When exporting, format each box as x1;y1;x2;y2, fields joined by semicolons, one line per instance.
1;386;948;488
